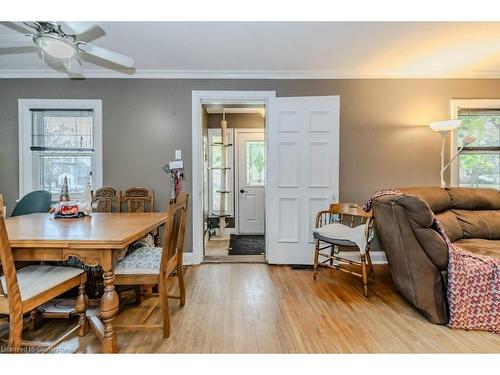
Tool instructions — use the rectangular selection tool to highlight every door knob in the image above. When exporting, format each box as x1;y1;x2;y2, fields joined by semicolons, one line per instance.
240;189;247;193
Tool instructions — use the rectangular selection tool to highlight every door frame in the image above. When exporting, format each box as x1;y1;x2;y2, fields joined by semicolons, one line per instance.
192;90;276;265
234;128;266;236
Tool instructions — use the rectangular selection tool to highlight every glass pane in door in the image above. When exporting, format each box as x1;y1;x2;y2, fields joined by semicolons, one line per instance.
246;141;265;186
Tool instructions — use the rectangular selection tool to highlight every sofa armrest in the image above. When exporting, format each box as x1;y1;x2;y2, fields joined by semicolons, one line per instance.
373;197;448;324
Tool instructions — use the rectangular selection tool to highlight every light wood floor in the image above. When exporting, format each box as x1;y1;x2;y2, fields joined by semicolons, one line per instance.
205;236;230;256
12;264;500;353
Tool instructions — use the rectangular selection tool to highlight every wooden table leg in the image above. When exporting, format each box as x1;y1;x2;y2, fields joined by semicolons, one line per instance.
100;269;119;353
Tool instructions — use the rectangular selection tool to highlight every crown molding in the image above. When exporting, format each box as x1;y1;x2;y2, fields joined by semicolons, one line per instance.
0;69;500;79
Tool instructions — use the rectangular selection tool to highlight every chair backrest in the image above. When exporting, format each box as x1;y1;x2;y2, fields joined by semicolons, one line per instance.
120;187;154;213
11;190;52;217
0;194;22;314
160;192;189;275
92;187;120;213
316;203;373;229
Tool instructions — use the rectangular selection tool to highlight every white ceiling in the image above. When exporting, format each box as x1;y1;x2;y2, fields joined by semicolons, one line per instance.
1;22;500;78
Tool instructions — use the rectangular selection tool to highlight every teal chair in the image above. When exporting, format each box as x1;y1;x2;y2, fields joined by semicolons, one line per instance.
11;190;52;217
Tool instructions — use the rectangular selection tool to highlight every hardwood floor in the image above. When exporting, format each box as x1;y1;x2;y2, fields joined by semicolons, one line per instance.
7;263;500;353
205;236;230;256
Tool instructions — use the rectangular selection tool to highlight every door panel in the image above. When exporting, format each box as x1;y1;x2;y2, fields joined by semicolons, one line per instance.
238;131;265;234
267;96;340;264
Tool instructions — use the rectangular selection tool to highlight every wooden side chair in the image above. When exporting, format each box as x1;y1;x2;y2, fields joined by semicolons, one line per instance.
0;194;88;352
313;203;375;297
120;187;154;213
120;187;159;246
114;192;189;338
92;187;120;213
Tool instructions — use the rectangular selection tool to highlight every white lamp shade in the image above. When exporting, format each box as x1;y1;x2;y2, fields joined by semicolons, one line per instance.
429;120;462;132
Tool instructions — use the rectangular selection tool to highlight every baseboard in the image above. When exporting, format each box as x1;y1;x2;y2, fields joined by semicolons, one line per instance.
183;252;195;265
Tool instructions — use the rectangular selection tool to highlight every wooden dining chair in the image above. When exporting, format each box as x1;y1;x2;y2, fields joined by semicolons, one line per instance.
0;194;88;352
120;187;154;213
114;192;189;338
313;203;375;297
92;187;120;213
120;187;159;246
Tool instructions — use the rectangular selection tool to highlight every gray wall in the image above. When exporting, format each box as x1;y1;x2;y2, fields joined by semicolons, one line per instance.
1;78;500;252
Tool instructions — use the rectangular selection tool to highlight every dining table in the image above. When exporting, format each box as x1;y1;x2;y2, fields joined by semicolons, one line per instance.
4;211;168;353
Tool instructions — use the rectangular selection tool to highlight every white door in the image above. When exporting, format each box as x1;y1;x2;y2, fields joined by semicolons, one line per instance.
267;96;340;264
237;130;265;234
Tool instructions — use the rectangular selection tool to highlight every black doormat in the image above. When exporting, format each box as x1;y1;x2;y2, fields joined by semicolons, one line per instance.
228;234;265;255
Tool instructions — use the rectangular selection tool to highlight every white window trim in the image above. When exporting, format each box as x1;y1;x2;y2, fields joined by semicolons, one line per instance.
18;99;103;200
450;99;500;187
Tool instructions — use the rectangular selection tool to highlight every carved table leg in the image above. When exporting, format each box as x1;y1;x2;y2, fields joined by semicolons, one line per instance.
100;270;119;353
76;283;89;336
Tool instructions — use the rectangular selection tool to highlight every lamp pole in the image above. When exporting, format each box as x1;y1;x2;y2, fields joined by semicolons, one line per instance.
439;131;447;188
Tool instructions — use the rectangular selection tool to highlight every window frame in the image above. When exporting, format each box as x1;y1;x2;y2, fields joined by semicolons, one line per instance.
450;99;500;187
18;99;103;201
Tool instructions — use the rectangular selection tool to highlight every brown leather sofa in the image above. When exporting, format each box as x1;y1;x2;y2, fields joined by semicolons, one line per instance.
372;187;500;324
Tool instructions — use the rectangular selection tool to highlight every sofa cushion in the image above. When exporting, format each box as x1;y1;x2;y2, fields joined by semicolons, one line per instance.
435;210;463;242
412;227;449;269
398;187;452;213
453;238;500;258
447;187;500;210
452;209;500;240
393;194;435;228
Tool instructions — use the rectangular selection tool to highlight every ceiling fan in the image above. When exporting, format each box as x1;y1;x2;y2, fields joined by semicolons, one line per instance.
0;22;135;76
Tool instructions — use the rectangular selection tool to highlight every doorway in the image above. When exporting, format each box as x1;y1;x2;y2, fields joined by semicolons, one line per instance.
191;91;340;266
236;129;265;234
202;104;266;262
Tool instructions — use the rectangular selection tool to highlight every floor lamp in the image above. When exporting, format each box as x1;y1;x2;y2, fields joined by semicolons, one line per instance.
429;120;476;188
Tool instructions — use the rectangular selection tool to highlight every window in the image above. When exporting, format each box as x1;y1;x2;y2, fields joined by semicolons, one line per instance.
207;128;234;216
246;140;265;186
19;100;102;201
451;99;500;189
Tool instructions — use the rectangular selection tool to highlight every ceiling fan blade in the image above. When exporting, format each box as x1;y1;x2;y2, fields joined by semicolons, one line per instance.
60;22;98;36
78;43;134;68
63;57;84;75
0;21;37;33
0;33;33;47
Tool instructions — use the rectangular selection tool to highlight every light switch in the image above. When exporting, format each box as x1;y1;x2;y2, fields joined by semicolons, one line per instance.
175;150;182;160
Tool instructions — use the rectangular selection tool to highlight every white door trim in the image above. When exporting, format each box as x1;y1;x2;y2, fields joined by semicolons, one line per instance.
234;128;266;235
191;91;276;264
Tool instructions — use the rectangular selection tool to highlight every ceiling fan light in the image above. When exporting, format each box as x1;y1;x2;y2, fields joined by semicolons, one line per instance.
39;36;77;59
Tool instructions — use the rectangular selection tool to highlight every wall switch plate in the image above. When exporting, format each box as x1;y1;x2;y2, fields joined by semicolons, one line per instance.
175;150;182;160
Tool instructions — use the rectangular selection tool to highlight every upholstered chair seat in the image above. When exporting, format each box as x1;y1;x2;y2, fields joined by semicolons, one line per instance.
0;265;85;302
115;247;162;275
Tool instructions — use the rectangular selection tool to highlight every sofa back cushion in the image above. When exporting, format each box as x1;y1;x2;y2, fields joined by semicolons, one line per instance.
397;187;500;242
399;187;451;213
435;210;463;242
448;188;500;210
452;209;500;240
